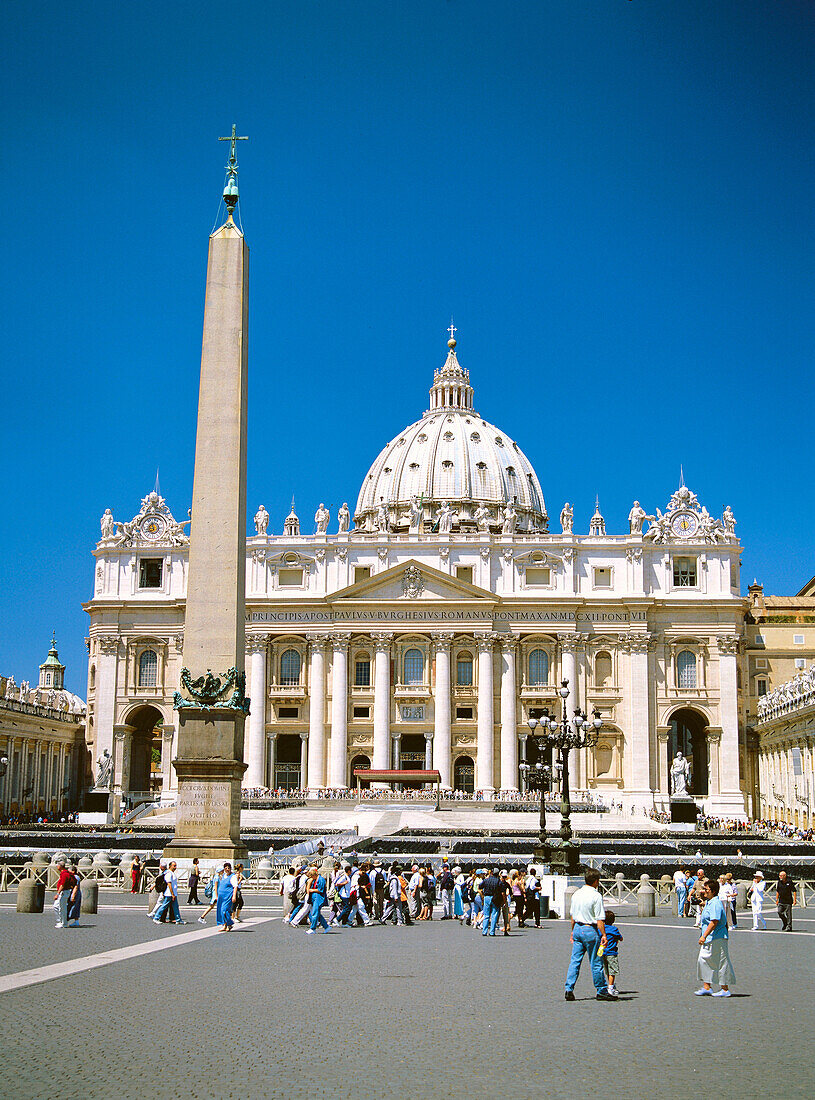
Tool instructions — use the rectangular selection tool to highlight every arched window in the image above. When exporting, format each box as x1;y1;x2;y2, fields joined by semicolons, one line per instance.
138;649;158;688
456;651;473;687
403;648;424;685
280;649;301;686
677;650;697;690
354;652;371;687
595;652;612;687
89;665;96;690
45;672;51;686
528;649;549;686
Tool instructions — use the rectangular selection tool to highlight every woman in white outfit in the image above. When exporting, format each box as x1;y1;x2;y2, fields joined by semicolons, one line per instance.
747;870;766;930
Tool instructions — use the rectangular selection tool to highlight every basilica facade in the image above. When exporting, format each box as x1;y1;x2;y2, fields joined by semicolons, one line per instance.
84;334;747;817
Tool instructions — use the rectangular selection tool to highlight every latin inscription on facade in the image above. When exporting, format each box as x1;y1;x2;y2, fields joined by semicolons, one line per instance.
247;609;647;625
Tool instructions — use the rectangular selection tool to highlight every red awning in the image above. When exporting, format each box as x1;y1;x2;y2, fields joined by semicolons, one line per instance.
353;768;441;781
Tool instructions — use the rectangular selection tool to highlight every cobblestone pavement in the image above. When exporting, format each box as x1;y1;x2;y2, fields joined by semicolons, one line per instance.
1;893;814;1100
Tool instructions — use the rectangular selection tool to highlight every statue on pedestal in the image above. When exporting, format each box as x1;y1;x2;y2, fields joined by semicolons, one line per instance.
95;749;113;791
722;505;736;536
502;503;517;535
628;501;647;534
437;501;456;535
253;505;269;536
473;503;491;532
314;503;330;534
670;751;691;797
560;502;573;534
100;509;115;540
374;500;390;534
337;502;350;533
408;495;423;534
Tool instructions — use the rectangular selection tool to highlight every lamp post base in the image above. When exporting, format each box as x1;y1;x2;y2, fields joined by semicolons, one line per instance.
548;839;584;877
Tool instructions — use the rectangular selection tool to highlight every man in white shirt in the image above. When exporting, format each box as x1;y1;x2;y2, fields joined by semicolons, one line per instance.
152;860;186;925
564;870;615;1001
673;867;688;918
407;865;422;920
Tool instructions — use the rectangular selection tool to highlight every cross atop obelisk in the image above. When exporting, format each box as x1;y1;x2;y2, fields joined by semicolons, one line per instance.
218;124;248;215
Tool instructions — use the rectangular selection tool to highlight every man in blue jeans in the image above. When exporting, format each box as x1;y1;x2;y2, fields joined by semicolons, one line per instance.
564;869;616;1001
480;867;501;936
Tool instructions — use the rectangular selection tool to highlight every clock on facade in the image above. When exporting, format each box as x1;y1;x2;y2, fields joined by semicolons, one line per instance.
670;510;699;539
140;515;167;542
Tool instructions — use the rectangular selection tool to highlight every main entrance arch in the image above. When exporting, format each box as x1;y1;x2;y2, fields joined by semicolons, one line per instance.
124;704;164;797
668;707;709;796
453;755;475;794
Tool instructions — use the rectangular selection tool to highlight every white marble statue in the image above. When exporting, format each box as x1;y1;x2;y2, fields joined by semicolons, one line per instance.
5;676;17;699
19;680;30;701
437;501;456;535
314;503;330;534
95;748;113;790
473;503;491;532
409;495;423;534
254;505;269;536
722;505;736;536
670;751;691;797
628;500;647;534
100;509;115;540
502;503;518;535
337;502;350;533
374;500;390;534
560;502;573;534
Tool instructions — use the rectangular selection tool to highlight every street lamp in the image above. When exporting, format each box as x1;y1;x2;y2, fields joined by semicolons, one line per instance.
525;679;602;876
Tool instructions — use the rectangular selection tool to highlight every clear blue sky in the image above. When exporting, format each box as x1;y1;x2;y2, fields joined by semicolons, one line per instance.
2;1;814;690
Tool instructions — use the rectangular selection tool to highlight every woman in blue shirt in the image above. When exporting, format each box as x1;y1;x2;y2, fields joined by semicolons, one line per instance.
695;878;736;997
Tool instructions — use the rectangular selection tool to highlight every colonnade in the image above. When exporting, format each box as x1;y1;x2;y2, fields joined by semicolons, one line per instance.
0;733;74;813
757;733;815;825
243;630;587;792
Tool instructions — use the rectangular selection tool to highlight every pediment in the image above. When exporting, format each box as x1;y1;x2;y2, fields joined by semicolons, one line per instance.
331;559;496;604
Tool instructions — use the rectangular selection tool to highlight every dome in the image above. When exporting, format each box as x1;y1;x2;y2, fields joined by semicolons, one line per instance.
354;334;547;533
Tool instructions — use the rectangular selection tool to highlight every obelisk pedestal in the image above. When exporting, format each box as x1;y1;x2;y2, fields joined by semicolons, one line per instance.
165;138;250;862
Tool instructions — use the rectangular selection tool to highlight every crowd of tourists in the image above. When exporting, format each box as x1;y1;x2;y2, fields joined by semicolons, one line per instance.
673;864;799;933
275;859;546;934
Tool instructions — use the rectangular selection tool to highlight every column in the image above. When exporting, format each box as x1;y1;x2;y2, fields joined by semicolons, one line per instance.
299;731;309;789
329;633;351;788
626;633;652;794
432;633;453;788
267;733;277;789
499;637;518;791
94;635;120;761
560;634;579;706
657;728;670;795
112;725;133;795
424;731;433;769
392;732;401;770
160;724;175;796
518;734;528;793
372;633;393;775
245;634;268;788
307;636;328;789
715;634;746;815
476;633;495;793
707;729;722;799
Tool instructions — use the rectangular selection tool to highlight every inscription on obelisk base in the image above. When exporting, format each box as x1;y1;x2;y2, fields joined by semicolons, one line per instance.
166;710;247;859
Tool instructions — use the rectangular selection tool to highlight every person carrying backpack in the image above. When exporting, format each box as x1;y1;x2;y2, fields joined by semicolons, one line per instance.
439;865;455;919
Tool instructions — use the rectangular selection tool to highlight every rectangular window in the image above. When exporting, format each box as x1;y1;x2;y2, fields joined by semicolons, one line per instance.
455;705;474;720
795;658;806;669
794;634;805;645
672;557;697;587
352;705;370;719
277;706;299;719
455;566;473;584
593;567;612;588
138;558;163;588
526;567;551;587
354;660;371;687
354;566;371;583
278;568;303;586
756;678;768;697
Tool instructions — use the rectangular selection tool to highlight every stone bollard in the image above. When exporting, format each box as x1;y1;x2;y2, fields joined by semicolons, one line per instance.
81;881;99;914
736;881;749;911
615;872;626;902
636;874;656;918
255;858;273;881
563;885;579;919
17;878;45;913
659;875;673;912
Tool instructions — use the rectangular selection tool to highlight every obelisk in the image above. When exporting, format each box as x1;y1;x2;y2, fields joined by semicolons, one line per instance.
165;128;250;861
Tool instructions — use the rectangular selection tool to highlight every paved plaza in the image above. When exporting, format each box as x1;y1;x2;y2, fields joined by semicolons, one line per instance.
1;890;814;1099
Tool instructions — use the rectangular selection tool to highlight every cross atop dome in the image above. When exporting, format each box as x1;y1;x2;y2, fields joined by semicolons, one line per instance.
430;325;474;410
